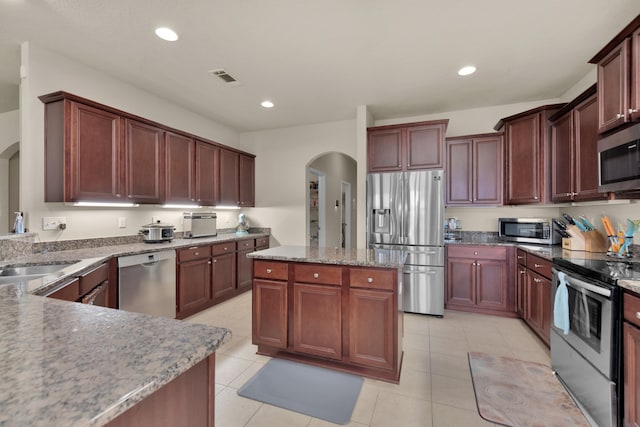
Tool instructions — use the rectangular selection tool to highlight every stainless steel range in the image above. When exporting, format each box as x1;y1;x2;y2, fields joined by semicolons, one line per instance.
551;257;636;427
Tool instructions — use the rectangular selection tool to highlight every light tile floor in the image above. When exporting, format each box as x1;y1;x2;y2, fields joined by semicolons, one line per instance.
186;292;550;427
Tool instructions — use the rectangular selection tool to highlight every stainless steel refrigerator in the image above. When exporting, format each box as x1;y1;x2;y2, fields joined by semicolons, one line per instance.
366;170;445;316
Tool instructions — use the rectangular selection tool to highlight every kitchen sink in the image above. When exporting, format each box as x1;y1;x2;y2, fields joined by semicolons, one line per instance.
0;262;77;283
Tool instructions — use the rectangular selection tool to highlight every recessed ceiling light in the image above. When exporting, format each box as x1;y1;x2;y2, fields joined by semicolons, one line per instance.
261;100;274;108
155;27;178;42
458;66;476;76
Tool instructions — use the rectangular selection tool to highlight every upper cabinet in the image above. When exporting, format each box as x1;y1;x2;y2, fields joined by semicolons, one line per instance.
40;91;255;207
495;104;564;205
589;15;640;134
445;133;503;206
550;85;607;203
367;120;448;173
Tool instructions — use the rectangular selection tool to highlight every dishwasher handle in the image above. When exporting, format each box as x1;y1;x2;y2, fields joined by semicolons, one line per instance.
118;250;176;268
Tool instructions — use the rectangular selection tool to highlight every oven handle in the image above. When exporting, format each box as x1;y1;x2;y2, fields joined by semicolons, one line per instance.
552;268;611;298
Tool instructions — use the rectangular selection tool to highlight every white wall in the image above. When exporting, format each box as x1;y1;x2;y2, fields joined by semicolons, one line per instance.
240;119;356;246
20;42;243;241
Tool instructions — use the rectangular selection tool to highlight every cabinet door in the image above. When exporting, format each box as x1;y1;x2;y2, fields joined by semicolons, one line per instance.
239;154;255;207
446;138;473;205
597;38;630;133
237;248;254;291
253;279;288;349
506;114;541;204
574;94;607;201
540;275;551;346
212;252;236;301
66;101;122;202
219;149;239;205
446;257;475;307
551;111;574;202
406;124;444;170
632;29;640;122
349;288;395;370
195;141;219;206
368;128;403;172
124;119;165;203
474;135;503;205
293;283;342;360
527;271;544;332
624;322;640;427
165;132;195;204
476;259;508;311
177;258;212;317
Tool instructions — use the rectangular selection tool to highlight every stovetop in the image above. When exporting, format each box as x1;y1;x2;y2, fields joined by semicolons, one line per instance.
554;256;640;285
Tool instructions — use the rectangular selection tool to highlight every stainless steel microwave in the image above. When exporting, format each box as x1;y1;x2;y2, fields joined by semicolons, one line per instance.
498;218;560;245
598;122;640;193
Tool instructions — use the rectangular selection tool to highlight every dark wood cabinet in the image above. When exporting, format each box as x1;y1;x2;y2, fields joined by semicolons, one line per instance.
590;16;640;134
165;132;195;204
516;249;527;318
253;260;289;349
624;291;640;427
551;87;607;202
195;141;219;206
211;243;236;302
367;120;448;172
237;239;256;291
520;253;552;347
445;245;515;316
40;91;255;206
497;105;564;205
44;262;113;308
252;260;402;383
124;119;165;204
446;133;503;206
177;245;213;318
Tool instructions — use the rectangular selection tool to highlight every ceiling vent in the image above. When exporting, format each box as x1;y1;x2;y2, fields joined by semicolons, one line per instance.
208;69;240;86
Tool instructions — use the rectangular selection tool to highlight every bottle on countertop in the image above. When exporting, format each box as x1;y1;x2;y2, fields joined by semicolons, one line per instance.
13;211;24;234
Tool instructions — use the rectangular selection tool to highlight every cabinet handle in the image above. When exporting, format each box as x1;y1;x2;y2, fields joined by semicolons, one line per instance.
534;196;538;200
476;262;481;266
631;109;639;114
266;268;272;274
517;255;524;260
398;164;401;167
534;263;542;268
636;312;640;320
533;278;542;283
313;273;319;279
189;246;198;250
208;261;212;265
116;193;121;198
195;252;199;256
367;277;373;283
519;270;526;275
224;247;228;251
474;251;478;256
617;113;625;119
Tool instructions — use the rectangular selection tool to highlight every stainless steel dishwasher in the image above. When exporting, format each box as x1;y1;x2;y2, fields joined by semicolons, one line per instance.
118;250;176;318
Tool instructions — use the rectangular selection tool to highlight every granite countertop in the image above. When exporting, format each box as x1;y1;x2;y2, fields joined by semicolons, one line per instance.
248;245;406;269
0;285;231;426
0;231;269;296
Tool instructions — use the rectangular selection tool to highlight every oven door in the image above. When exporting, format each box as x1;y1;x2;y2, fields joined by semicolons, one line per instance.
551;267;613;377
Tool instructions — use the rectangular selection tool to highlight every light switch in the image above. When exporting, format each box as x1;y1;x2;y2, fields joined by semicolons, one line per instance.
118;217;127;228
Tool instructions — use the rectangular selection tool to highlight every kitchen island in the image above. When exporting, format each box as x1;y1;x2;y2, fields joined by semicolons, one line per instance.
0;284;230;426
248;245;406;383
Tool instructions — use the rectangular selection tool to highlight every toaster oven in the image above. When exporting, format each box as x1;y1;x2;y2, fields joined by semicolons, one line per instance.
183;212;217;238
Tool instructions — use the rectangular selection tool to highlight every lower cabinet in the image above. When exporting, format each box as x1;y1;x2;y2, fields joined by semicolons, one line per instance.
624;292;640;427
519;252;552;347
516;249;527;318
252;260;402;383
44;261;113;308
445;245;515;316
237;239;256;291
211;242;236;302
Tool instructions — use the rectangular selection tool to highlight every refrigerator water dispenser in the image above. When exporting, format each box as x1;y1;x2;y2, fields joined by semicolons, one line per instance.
372;209;391;233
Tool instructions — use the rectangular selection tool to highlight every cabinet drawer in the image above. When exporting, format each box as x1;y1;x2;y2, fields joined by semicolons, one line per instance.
237;239;256;250
624;292;640;326
47;278;80;301
526;255;552;279
211;242;236;256
350;268;395;291
256;236;269;248
516;249;527;266
254;260;288;281
178;245;211;262
79;263;109;295
294;264;342;286
447;245;507;260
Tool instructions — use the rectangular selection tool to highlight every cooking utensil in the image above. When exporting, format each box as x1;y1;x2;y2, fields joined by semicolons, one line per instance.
555;228;570;238
562;213;575;225
601;216;615;236
573;218;588;232
578;215;596;231
552;218;567;230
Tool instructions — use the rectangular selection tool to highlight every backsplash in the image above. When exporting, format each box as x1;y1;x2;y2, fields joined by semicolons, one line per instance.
0;233;37;260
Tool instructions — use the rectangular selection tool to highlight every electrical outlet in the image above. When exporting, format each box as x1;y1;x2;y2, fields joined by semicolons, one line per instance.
42;217;67;231
151;216;161;224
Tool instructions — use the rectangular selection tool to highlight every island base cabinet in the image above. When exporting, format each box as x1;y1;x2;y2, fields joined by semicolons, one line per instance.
349;288;395;371
106;353;215;427
292;283;342;360
253;280;288;349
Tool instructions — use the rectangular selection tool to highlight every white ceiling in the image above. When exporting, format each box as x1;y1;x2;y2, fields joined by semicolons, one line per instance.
0;0;638;132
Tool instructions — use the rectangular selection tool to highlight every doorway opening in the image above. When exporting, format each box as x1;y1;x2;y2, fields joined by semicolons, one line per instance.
307;168;326;248
0;142;19;234
340;180;351;249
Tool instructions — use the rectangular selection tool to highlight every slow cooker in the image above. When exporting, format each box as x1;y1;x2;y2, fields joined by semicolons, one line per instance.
139;223;176;243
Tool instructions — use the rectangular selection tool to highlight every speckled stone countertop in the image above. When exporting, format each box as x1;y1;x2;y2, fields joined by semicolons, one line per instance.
0;231;269;296
0;285;230;426
248;245;406;268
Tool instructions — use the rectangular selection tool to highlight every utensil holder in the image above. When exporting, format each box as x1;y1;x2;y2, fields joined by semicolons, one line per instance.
561;226;608;252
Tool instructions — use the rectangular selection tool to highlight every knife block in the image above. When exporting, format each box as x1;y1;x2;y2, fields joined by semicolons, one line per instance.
561;226;608;252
